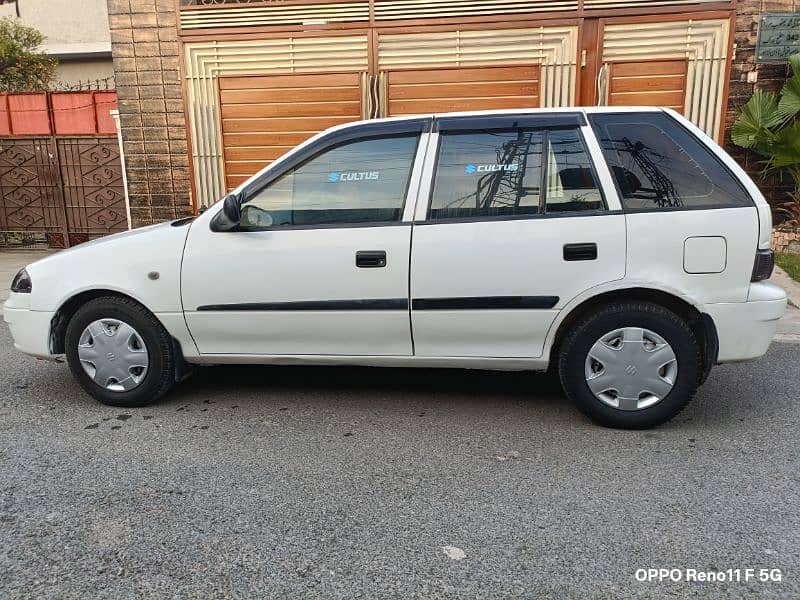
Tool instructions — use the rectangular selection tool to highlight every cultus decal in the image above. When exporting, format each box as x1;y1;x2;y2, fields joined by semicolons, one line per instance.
464;163;519;174
328;171;380;182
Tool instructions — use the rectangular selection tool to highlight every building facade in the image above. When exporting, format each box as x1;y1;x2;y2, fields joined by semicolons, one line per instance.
106;0;800;227
0;0;115;87
0;1;125;249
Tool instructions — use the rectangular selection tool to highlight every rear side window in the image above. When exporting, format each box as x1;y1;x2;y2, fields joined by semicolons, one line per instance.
428;127;604;220
588;112;751;210
429;129;544;220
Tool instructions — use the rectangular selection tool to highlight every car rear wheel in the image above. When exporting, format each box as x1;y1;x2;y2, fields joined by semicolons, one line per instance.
65;296;175;407
558;301;701;429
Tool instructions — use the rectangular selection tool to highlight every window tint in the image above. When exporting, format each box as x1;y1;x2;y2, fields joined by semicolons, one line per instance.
589;112;752;210
545;128;604;213
429;130;544;220
240;134;419;228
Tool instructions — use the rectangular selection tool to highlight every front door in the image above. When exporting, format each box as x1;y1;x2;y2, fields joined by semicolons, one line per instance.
181;119;428;356
409;113;626;358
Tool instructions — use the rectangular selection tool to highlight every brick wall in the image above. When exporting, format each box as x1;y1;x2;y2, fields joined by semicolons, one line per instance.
107;0;192;227
725;0;799;212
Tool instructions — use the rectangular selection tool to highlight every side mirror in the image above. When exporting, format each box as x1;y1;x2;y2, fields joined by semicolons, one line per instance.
210;193;242;232
240;204;274;228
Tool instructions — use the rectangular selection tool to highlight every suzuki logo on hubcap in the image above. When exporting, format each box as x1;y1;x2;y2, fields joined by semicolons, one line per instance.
107;352;116;361
625;364;637;376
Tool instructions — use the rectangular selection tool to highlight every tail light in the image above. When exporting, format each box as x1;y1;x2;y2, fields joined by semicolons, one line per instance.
751;249;775;282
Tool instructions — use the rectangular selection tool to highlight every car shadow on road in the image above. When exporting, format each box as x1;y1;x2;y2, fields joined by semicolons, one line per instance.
172;363;565;406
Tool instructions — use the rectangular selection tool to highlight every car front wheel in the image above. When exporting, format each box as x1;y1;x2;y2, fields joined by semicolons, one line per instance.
558;301;702;429
65;296;175;407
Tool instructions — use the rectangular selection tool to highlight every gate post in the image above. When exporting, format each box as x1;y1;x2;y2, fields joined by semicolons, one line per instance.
110;109;132;230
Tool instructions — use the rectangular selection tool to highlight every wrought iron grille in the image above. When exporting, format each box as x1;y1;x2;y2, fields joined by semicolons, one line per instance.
0;137;127;248
56;138;127;246
0;138;66;248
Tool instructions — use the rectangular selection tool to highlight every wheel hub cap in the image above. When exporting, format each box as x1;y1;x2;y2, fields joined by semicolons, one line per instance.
77;319;149;392
584;327;678;411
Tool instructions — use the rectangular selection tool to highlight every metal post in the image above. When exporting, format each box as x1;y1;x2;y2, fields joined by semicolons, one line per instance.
110;109;132;230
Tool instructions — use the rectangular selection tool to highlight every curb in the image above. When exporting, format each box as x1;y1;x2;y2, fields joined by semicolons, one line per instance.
770;266;800;309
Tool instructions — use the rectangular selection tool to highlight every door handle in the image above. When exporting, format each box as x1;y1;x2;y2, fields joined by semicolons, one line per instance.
564;243;597;261
356;250;387;268
597;63;609;106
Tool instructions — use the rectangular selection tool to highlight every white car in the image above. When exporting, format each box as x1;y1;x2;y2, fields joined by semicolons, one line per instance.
4;107;787;428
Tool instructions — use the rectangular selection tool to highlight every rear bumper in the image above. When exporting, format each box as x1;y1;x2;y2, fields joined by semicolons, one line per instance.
3;305;57;359
705;282;787;363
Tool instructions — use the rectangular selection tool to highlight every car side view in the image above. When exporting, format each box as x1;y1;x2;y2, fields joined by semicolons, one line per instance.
3;107;787;428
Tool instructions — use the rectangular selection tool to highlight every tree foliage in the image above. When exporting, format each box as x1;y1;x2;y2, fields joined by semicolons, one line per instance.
733;54;800;224
0;17;57;92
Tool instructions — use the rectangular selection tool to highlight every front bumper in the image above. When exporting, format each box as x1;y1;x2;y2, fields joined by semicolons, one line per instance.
3;304;57;359
705;282;787;363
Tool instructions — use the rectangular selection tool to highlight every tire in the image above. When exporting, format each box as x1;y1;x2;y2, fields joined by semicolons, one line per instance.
558;301;701;429
65;296;175;407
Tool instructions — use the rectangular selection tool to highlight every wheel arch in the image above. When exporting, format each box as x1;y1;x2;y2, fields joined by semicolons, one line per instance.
50;288;193;382
547;286;719;382
49;289;148;355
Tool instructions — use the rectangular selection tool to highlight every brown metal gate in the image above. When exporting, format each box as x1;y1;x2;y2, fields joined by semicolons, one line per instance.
0;136;127;248
0;91;126;249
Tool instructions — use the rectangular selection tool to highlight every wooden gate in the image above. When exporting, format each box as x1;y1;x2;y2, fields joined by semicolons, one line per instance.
0;91;127;248
219;72;363;190
385;65;541;116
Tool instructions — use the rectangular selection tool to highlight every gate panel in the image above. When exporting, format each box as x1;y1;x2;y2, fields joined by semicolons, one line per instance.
55;137;128;246
600;18;731;140
386;66;540;116
378;27;577;109
219;72;363;190
608;59;688;113
0;138;67;248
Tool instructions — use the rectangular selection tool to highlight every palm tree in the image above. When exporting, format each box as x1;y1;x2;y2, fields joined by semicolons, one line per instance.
732;53;800;225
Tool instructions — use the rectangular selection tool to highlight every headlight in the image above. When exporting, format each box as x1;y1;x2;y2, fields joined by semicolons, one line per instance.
10;268;32;293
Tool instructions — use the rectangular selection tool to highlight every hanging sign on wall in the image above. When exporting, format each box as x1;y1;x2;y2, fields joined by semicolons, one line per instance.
756;13;800;63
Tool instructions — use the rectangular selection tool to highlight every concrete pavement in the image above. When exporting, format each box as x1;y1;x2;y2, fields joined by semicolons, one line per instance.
0;323;798;598
1;248;799;597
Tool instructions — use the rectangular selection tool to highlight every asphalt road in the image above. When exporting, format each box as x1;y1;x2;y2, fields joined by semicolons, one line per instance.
1;322;798;599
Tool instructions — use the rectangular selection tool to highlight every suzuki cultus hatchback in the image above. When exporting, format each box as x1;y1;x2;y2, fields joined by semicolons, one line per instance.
4;108;787;428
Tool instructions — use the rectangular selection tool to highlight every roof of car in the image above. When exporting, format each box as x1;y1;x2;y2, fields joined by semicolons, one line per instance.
340;105;664;129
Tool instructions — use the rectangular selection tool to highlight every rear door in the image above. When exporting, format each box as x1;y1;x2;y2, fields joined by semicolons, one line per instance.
409;112;626;358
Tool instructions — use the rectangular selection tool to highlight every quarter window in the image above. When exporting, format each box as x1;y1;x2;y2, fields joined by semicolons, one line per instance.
589;112;752;210
240;134;419;228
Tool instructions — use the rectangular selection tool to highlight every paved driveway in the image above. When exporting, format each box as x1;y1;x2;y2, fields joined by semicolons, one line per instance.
1;321;798;598
1;250;799;598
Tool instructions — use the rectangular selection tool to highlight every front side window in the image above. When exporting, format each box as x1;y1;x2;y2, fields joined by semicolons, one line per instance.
240;134;419;228
589;112;752;210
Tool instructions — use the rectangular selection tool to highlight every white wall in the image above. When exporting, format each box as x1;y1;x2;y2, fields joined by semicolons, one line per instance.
0;0;111;51
54;58;115;87
0;0;113;86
